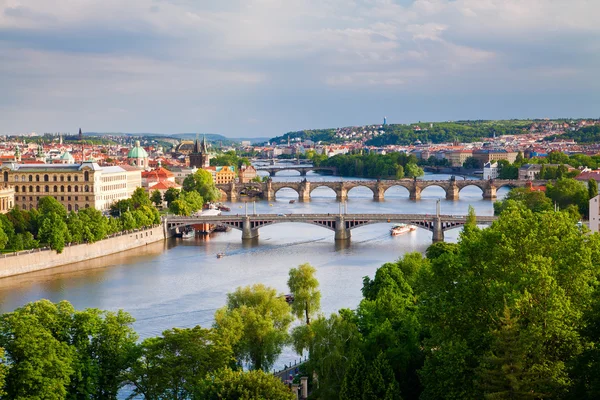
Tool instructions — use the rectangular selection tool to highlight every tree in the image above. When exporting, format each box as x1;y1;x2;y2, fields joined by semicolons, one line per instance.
476;305;544;399
127;326;232;399
363;352;403;400
546;178;589;215
38;211;70;253
288;263;321;325
404;162;424;178
214;284;292;371
150;190;163;207
181;191;204;213
463;157;480;169
493;188;552;215
38;195;67;219
169;199;191;216
588;178;598;200
195;368;295;400
131;187;152;209
182;169;220;203
395;165;405;179
0;225;7;250
163;188;180;206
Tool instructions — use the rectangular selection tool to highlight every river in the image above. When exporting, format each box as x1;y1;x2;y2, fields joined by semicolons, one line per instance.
0;170;508;378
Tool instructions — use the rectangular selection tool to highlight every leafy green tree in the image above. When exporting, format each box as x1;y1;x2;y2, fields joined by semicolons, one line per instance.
131;187;152;209
362;352;403;400
476;305;545;399
288;263;321;325
546;178;589;215
120;210;137;230
0;225;7;250
38;195;67;219
182;169;220;203
110;199;133;217
38;211;70;253
395;164;405;179
307;311;362;399
417;202;599;399
340;351;367;400
214;284;292;371
463;157;480;169
195;368;295;400
169;199;191;216
181;191;204;213
150;190;163;207
404;162;424;178
588;178;598;200
127;326;231;399
78;207;108;242
0;301;74;399
493;188;552;215
163;188;180;206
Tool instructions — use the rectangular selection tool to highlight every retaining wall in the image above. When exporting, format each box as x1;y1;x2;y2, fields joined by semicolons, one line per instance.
0;225;166;278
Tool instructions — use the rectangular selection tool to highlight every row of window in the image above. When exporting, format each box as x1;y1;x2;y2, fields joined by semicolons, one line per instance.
2;172;90;182
16;195;90;202
14;185;91;193
102;183;126;191
17;201;90;211
102;175;126;182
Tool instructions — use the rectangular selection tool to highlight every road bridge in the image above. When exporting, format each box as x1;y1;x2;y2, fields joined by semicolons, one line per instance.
216;178;548;202
255;166;337;177
166;212;497;243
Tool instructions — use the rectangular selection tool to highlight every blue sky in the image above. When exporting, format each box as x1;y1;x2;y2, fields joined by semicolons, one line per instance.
1;0;599;137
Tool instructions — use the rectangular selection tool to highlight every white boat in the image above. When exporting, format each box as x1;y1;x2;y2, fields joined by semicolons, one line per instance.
390;224;416;236
182;228;195;239
217;252;225;259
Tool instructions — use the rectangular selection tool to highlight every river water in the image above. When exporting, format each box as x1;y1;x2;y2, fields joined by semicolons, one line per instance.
0;169;508;377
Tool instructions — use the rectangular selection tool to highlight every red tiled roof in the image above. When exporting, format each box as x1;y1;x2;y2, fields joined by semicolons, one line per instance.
149;180;181;190
142;167;174;179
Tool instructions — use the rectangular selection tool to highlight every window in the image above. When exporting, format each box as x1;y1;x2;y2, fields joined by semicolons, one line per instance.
36;186;39;192
22;185;25;193
36;175;40;182
29;175;33;182
61;185;64;192
44;174;49;182
75;176;78;182
67;186;71;193
67;175;71;182
74;186;79;192
84;171;89;181
2;171;7;182
85;204;89;208
54;186;57;193
15;186;18;192
53;176;57;182
60;176;64;182
68;204;72;211
45;186;49;193
68;196;71;201
85;185;89;192
75;204;79;211
29;186;33;192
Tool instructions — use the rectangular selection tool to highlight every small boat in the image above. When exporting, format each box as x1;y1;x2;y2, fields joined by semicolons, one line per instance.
182;228;195;239
390;224;416;236
289;200;295;204
213;224;231;232
217;252;225;259
217;205;231;212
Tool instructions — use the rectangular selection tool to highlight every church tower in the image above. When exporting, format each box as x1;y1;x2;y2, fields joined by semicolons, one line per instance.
189;134;210;168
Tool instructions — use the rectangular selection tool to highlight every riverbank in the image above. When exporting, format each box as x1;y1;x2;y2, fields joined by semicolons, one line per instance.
0;224;167;279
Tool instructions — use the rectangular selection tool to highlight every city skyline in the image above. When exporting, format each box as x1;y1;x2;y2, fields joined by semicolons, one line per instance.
1;0;599;137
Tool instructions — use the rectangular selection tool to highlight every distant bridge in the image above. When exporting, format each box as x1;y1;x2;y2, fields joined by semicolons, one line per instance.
255;166;337;177
216;178;548;202
166;212;497;243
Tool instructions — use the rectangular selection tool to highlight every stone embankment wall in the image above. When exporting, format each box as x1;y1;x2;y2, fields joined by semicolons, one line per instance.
0;224;168;278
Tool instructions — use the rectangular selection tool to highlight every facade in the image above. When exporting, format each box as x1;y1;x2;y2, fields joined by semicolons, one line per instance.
169;166;198;184
142;167;176;190
1;161;141;212
472;149;518;167
189;136;210;168
590;195;600;234
445;150;473;167
205;166;236;184
483;162;498;180
0;185;14;214
239;165;258;183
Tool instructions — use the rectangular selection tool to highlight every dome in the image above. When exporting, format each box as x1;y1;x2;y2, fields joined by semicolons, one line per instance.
128;140;148;159
60;151;74;161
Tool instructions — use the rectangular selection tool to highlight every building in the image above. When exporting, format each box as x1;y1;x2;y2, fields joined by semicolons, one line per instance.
0;185;14;214
142;166;176;190
444;150;473;167
483;162;498;180
169;166;198;184
1;161;141;212
189;136;210;168
590;195;600;233
205;166;236;184
472;149;518;167
239;165;258;183
127;141;149;169
518;164;575;180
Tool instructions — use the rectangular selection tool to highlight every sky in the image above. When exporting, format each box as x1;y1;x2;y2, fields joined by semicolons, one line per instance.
1;0;599;138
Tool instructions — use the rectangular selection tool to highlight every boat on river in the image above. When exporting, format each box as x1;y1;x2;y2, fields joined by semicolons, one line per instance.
182;228;195;239
390;224;416;236
216;252;225;259
289;200;295;204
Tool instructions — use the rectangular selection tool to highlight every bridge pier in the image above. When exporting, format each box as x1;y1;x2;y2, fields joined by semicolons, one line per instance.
334;216;351;241
409;187;421;201
300;170;307;176
242;217;259;240
299;181;311;202
373;183;385;201
483;185;497;200
336;187;348;202
432;217;444;242
227;183;237;202
446;184;459;201
265;180;275;201
269;171;276;177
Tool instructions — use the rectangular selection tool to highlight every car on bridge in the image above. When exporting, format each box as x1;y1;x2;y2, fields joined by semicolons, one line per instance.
277;213;286;217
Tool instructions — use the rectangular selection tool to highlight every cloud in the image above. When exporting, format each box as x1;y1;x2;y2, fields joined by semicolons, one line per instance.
0;0;599;135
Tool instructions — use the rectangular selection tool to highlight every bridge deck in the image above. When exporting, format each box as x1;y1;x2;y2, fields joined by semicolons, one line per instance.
167;213;497;223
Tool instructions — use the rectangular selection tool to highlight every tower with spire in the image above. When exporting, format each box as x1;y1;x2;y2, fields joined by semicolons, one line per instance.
14;145;21;162
189;134;210;168
78;128;83;141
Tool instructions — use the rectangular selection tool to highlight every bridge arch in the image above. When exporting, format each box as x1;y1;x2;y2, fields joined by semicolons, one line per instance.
346;185;374;198
271;168;302;176
419;183;448;198
458;184;484;194
309;184;337;198
274;186;300;198
383;184;411;198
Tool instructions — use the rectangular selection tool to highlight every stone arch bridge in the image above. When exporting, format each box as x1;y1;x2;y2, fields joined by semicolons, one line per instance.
166;213;497;243
216;179;547;202
255;166;337;177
